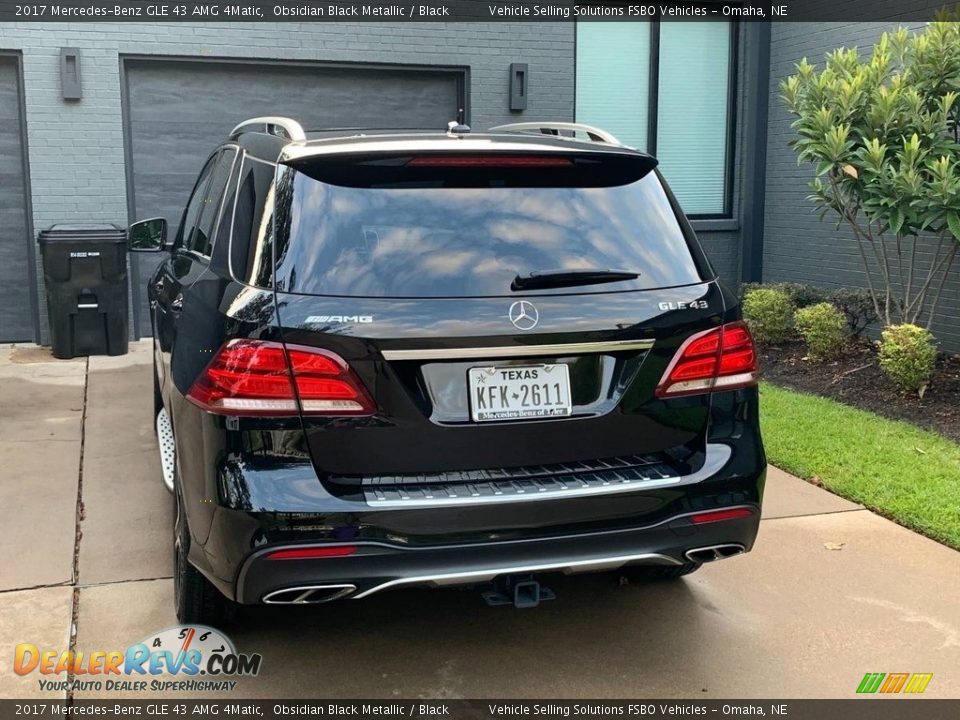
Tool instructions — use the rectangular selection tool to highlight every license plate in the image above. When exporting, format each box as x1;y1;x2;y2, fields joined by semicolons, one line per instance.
468;364;572;422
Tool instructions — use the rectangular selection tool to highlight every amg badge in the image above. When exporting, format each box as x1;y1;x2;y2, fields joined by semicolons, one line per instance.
305;315;374;324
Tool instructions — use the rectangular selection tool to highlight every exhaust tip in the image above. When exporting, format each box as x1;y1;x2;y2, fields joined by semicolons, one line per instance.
684;543;745;564
262;584;356;604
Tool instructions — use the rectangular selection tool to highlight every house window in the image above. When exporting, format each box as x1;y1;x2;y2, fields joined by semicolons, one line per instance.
575;23;650;151
576;21;735;217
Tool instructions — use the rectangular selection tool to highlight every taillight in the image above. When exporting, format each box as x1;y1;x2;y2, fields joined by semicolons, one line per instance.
186;339;375;416
655;321;758;398
286;345;375;415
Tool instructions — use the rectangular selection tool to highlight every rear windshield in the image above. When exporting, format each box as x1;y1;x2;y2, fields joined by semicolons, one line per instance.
272;158;705;297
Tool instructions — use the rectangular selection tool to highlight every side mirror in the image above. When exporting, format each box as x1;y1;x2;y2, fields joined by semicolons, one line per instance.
128;217;168;252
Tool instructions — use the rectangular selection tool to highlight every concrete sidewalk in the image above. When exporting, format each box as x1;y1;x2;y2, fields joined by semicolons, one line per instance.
1;342;958;699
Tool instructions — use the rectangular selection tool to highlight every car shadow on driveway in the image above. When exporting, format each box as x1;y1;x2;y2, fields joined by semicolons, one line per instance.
227;571;706;698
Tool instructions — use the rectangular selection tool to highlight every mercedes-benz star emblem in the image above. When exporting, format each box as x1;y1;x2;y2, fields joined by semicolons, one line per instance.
508;300;539;331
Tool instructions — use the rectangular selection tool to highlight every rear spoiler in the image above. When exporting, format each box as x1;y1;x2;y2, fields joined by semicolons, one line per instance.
283;150;658;189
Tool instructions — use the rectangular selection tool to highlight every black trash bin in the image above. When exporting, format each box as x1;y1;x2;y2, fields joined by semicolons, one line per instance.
38;223;129;359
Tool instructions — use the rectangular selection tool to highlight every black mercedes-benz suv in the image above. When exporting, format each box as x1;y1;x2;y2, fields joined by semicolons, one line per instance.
129;118;765;624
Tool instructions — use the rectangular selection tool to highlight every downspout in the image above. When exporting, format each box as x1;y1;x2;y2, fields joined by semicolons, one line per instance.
739;22;772;285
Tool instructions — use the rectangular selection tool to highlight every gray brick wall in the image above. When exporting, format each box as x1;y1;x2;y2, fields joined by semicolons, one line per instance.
0;21;576;342
698;229;740;288
763;17;960;352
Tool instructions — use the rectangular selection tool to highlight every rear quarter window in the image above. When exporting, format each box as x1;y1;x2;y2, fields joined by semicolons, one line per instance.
229;157;276;286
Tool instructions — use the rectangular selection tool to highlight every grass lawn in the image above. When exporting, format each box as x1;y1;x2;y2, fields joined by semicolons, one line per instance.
759;382;960;550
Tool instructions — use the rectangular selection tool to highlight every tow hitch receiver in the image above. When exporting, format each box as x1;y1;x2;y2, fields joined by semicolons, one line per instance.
481;574;556;609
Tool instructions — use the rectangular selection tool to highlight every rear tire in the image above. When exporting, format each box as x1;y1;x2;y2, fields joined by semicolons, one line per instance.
619;562;701;581
173;483;236;626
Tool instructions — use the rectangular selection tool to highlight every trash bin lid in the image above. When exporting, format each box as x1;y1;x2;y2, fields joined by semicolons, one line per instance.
38;223;127;245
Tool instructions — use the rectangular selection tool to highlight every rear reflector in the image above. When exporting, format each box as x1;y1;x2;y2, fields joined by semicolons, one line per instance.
690;508;755;525
655;321;759;398
186;339;375;416
265;546;357;560
407;155;574;168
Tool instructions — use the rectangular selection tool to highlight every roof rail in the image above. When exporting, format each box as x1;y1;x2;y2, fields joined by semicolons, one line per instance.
229;116;306;142
489;122;622;146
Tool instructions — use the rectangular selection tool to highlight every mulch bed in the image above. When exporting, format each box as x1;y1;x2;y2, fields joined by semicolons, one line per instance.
758;339;960;444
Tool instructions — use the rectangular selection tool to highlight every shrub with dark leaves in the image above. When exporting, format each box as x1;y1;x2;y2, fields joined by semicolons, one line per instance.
739;283;879;337
739;282;827;309
829;288;879;337
777;283;829;309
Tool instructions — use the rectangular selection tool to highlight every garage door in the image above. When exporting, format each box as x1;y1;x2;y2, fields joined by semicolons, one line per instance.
0;55;36;342
123;58;465;335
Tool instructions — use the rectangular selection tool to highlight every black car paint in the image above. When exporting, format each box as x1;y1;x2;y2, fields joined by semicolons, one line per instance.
146;133;766;604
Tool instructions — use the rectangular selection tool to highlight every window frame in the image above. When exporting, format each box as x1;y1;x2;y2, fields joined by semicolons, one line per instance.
191;144;240;259
574;20;739;220
209;146;246;278
227;152;278;287
173;151;219;257
269;165;710;298
173;146;240;262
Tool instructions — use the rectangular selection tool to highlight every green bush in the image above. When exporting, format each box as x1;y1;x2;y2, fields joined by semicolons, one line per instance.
740;282;827;309
742;288;794;344
829;288;879;337
878;324;938;395
795;303;846;360
739;282;763;301
740;283;879;337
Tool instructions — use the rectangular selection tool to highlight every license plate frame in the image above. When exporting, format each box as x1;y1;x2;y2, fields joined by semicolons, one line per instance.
468;363;572;423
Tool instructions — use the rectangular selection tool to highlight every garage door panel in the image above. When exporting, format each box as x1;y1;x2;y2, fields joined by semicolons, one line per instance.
129;121;232;150
127;62;459;128
0;180;26;212
124;58;462;333
0;183;27;221
128;174;189;227
0;128;22;155
0;76;18;120
0;56;33;342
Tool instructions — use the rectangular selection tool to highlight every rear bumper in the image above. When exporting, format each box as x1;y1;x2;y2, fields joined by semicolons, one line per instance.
232;503;760;603
186;390;767;603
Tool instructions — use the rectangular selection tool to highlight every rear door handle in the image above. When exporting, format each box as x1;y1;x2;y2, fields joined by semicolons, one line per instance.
171;293;183;313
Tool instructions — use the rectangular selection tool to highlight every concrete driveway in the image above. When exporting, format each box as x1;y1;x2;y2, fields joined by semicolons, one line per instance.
1;342;958;699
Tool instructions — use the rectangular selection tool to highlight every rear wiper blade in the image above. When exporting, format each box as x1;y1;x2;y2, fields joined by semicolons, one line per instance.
511;268;640;291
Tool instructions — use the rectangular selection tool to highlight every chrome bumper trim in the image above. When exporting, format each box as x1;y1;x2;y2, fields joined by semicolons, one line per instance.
364;444;732;508
351;552;681;599
380;339;654;361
